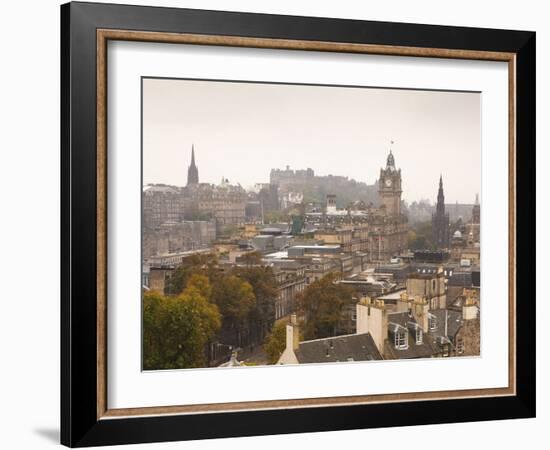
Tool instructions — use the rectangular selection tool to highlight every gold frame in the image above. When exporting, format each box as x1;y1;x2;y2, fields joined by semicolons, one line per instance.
96;29;516;420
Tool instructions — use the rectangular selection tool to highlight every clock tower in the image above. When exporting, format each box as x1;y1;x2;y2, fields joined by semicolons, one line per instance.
378;150;402;217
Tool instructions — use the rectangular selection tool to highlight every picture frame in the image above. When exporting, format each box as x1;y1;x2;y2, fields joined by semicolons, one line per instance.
60;1;536;447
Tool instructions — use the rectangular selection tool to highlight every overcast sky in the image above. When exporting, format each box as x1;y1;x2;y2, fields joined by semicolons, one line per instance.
143;78;481;204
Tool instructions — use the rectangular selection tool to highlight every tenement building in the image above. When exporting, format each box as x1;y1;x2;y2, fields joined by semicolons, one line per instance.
432;175;450;249
143;184;186;228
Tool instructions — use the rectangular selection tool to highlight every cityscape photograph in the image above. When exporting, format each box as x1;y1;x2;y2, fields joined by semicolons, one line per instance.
141;78;481;370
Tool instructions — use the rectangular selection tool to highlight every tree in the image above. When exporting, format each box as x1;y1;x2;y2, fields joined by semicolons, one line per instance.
297;273;356;340
232;264;278;343
142;276;221;370
264;321;288;364
409;220;435;250
211;274;256;346
263;210;288;224
238;251;263;267
164;253;218;295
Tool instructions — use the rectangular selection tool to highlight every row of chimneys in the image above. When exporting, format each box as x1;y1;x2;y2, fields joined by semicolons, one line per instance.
284;295;478;357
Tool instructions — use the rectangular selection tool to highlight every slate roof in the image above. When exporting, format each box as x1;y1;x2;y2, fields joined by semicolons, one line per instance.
385;312;440;359
430;309;464;342
295;333;383;364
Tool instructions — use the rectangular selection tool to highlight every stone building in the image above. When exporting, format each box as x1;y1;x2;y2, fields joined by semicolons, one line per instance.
272;261;307;320
432;175;450;249
142;184;185;228
302;151;408;262
182;148;247;232
406;269;447;310
368;150;409;261
355;293;479;360
142;220;216;259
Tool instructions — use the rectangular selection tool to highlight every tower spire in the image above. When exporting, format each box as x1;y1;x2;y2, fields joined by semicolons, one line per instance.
187;144;199;186
433;174;450;249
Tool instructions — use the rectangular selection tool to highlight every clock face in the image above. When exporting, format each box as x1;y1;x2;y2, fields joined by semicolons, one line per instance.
385;178;392;187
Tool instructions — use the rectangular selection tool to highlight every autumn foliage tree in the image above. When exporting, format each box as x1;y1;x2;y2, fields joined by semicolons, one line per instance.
297;273;356;340
211;274;256;346
164;253;219;295
150;251;278;353
143;274;221;370
232;263;278;344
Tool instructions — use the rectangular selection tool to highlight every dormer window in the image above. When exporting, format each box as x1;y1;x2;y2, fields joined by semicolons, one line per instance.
416;328;423;345
456;338;464;354
394;330;408;349
429;314;437;331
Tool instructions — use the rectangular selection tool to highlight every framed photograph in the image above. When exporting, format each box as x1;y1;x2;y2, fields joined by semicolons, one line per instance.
61;1;535;447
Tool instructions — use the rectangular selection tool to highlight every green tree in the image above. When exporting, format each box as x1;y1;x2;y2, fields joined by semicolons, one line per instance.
263;211;288;224
238;251;263;267
409;220;435;250
212;275;256;328
264;321;288;364
233;264;278;343
164;253;218;295
143;276;221;370
297;273;356;340
210;274;256;347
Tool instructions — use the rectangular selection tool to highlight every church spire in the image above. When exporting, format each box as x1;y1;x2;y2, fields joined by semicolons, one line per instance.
437;175;445;213
432;174;450;249
187;144;199;186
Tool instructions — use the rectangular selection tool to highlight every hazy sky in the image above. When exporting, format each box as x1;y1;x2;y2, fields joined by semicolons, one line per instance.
143;78;481;204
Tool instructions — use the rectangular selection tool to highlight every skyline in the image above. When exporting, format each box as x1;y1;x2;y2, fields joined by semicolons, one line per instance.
143;78;481;203
146;147;477;206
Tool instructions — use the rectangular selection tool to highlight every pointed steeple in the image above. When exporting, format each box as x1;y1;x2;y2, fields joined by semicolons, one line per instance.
436;175;445;215
187;144;199;186
386;149;395;170
432;174;450;249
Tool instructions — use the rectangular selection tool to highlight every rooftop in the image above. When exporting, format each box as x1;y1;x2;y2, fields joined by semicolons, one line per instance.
296;333;382;364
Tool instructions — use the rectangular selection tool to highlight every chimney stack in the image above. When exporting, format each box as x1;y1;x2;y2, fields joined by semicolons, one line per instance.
287;314;300;351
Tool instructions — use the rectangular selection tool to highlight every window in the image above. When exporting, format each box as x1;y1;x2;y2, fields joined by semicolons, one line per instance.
432;279;436;290
456;338;465;354
394;330;408;349
415;328;423;345
429;315;437;331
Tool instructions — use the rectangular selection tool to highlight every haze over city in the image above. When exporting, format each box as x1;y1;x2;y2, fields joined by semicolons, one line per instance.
143;77;481;204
